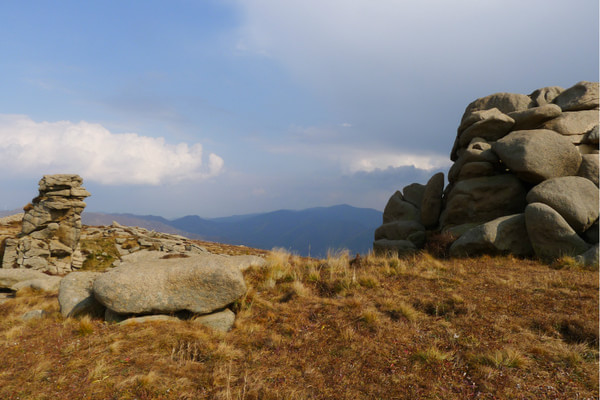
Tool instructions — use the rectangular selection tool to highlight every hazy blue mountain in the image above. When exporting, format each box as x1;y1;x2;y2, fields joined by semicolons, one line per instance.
83;205;382;258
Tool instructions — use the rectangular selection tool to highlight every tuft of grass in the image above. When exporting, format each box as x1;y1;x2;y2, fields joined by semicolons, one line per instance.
76;315;94;336
412;346;453;364
80;237;120;271
477;348;529;369
550;255;582;270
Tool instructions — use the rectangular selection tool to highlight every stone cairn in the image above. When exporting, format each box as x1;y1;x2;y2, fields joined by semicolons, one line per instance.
2;174;90;274
374;81;599;265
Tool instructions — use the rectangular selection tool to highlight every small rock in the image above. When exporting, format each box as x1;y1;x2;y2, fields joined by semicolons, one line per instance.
193;309;236;332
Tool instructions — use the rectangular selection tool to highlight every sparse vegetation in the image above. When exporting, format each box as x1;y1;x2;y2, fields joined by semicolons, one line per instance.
0;244;597;399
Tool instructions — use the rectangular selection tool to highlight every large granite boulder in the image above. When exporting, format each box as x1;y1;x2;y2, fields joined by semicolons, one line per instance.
440;174;527;229
382;191;420;223
529;86;564;106
552;81;599;111
540;110;599;136
525;203;591;260
507;104;562;131
457;110;514;147
59;272;104;318
420;172;444;228
492;130;582;183
577;154;599;187
402;183;426;208
449;214;532;257
526;177;599;233
0;269;57;290
93;254;247;315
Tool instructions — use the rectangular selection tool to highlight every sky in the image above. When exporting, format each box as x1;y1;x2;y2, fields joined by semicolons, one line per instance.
0;0;598;218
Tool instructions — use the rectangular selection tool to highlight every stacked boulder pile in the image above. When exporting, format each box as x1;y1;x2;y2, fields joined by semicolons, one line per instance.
374;81;599;265
0;175;266;330
2;175;90;274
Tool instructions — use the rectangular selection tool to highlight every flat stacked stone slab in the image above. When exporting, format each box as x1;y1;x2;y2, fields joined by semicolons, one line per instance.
2;174;90;274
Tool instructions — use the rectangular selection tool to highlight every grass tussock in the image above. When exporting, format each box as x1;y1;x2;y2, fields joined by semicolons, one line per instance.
0;248;597;399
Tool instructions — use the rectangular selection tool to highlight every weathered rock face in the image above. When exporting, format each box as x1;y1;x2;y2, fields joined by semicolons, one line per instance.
376;81;599;264
440;174;527;229
2;175;90;275
92;254;247;315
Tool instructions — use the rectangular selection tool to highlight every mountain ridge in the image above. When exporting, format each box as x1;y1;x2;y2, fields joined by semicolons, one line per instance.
81;204;382;257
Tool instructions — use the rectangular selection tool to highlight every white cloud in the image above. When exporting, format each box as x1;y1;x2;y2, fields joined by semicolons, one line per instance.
341;150;451;174
0;114;224;185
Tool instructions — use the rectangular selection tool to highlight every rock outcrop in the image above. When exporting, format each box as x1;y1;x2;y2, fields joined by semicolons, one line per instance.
375;81;599;266
2;175;90;274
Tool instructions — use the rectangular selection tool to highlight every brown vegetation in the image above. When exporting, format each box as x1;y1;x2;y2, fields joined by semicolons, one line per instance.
0;247;597;399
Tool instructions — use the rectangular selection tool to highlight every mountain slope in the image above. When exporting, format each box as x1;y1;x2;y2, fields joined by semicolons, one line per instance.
84;205;382;257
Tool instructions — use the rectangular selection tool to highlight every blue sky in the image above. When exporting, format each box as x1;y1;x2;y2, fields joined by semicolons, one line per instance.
0;0;598;218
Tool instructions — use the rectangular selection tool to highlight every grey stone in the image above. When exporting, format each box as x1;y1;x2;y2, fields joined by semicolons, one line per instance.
457;161;495;181
12;276;62;292
59;272;104;318
541;110;599;136
193;309;236;332
449;214;533;257
529;86;564;106
492;129;582;183
461;93;535;123
373;239;417;256
449;138;499;183
526;177;599;232
374;220;425;241
507;104;562;130
21;309;49;321
119;315;180;326
382;191;420;223
458;111;514;147
93;254;247;315
402;183;426;208
584;125;599;144
440;174;527;229
0;269;52;290
553;81;599;111
575;244;599;268
525;203;591;260
420;172;444;228
577;144;599;155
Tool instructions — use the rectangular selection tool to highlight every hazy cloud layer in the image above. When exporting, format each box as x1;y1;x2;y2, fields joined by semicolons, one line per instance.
0;114;224;185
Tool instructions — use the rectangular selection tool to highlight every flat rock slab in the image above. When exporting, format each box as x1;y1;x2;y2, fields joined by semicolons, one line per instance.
0;269;55;290
93;254;247;315
12;276;62;292
553;81;599;111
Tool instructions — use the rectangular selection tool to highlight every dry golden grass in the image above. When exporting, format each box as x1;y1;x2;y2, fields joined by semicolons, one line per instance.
0;247;597;399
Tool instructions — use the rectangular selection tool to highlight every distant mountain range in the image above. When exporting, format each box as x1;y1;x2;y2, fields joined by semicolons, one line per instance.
82;204;382;258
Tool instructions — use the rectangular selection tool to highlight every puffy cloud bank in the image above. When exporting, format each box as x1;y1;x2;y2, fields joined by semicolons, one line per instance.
0;114;224;185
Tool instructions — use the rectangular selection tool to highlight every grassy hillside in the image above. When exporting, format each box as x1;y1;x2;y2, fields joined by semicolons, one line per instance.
0;244;597;399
